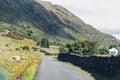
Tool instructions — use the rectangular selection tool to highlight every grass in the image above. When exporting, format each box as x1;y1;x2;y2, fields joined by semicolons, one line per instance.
0;50;44;80
22;52;44;80
41;46;60;55
64;62;92;77
0;21;72;45
22;68;35;80
0;33;45;80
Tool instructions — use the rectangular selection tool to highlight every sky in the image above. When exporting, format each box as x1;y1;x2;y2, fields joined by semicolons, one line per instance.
44;0;120;39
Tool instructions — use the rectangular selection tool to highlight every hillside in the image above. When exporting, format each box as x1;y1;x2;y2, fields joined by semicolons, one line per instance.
0;0;119;47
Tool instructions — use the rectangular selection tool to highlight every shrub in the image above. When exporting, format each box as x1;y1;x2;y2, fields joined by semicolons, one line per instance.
41;38;50;48
99;48;108;54
60;46;68;53
22;46;30;51
2;31;24;40
62;39;98;55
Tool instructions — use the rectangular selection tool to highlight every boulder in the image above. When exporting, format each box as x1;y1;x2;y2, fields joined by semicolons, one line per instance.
12;56;21;62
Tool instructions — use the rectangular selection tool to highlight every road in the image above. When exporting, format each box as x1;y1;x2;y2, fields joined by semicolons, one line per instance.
34;57;95;80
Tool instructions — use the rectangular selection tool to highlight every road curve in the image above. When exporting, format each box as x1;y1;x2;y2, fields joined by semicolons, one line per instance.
34;57;95;80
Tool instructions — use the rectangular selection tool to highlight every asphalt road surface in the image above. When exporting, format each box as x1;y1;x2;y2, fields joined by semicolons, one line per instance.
34;57;95;80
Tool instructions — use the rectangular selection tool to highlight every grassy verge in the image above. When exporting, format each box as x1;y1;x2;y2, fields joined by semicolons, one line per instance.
64;62;92;77
22;52;44;80
22;66;35;80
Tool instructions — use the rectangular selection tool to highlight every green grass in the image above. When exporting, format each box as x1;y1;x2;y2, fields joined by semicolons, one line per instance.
0;50;44;80
0;21;45;41
22;68;35;80
41;46;60;55
22;60;40;80
0;33;45;80
0;21;73;45
22;52;44;80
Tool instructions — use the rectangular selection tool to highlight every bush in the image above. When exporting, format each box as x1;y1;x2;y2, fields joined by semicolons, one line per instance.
99;48;108;54
22;46;30;51
2;31;24;40
60;46;68;53
62;39;98;55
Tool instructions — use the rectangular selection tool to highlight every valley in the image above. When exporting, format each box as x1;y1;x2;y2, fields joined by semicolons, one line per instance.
0;0;120;80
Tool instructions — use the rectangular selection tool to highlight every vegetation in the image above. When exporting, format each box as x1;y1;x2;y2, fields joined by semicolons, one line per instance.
0;0;119;46
60;39;98;55
41;38;50;48
0;34;44;80
109;45;118;49
98;48;108;54
22;46;30;51
0;0;120;79
22;52;44;80
40;46;60;55
0;51;44;80
60;46;68;53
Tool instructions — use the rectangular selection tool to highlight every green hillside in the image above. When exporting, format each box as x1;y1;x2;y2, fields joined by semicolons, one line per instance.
0;0;120;79
0;0;119;47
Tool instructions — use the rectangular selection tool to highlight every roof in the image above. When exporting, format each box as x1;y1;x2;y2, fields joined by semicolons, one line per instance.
109;48;118;52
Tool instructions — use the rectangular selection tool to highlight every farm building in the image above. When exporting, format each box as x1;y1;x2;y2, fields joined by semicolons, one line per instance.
109;48;118;56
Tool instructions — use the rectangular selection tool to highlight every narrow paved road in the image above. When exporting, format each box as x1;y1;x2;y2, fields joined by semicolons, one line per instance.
34;57;95;80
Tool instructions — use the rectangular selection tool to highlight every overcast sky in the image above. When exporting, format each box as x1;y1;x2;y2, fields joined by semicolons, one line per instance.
44;0;120;39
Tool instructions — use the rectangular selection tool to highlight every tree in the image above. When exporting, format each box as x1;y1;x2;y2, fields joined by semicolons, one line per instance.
41;38;50;48
99;48;108;54
109;45;117;49
86;41;98;55
64;39;98;55
72;41;83;55
66;43;73;53
59;39;98;55
60;46;68;53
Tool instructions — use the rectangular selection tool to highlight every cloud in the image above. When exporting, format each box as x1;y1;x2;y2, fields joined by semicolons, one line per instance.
44;0;120;39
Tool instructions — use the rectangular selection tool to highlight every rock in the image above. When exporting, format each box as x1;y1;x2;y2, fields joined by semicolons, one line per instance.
12;56;21;62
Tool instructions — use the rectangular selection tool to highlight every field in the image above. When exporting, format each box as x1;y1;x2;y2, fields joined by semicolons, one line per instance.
40;46;60;55
0;34;44;80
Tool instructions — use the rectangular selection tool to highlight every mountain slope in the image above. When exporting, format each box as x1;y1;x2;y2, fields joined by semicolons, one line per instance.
39;1;120;46
0;0;119;46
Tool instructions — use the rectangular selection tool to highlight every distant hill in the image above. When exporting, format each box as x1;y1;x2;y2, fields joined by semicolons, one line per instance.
0;0;119;47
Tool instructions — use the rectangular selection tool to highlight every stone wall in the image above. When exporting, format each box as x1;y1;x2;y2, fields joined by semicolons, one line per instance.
58;53;120;77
